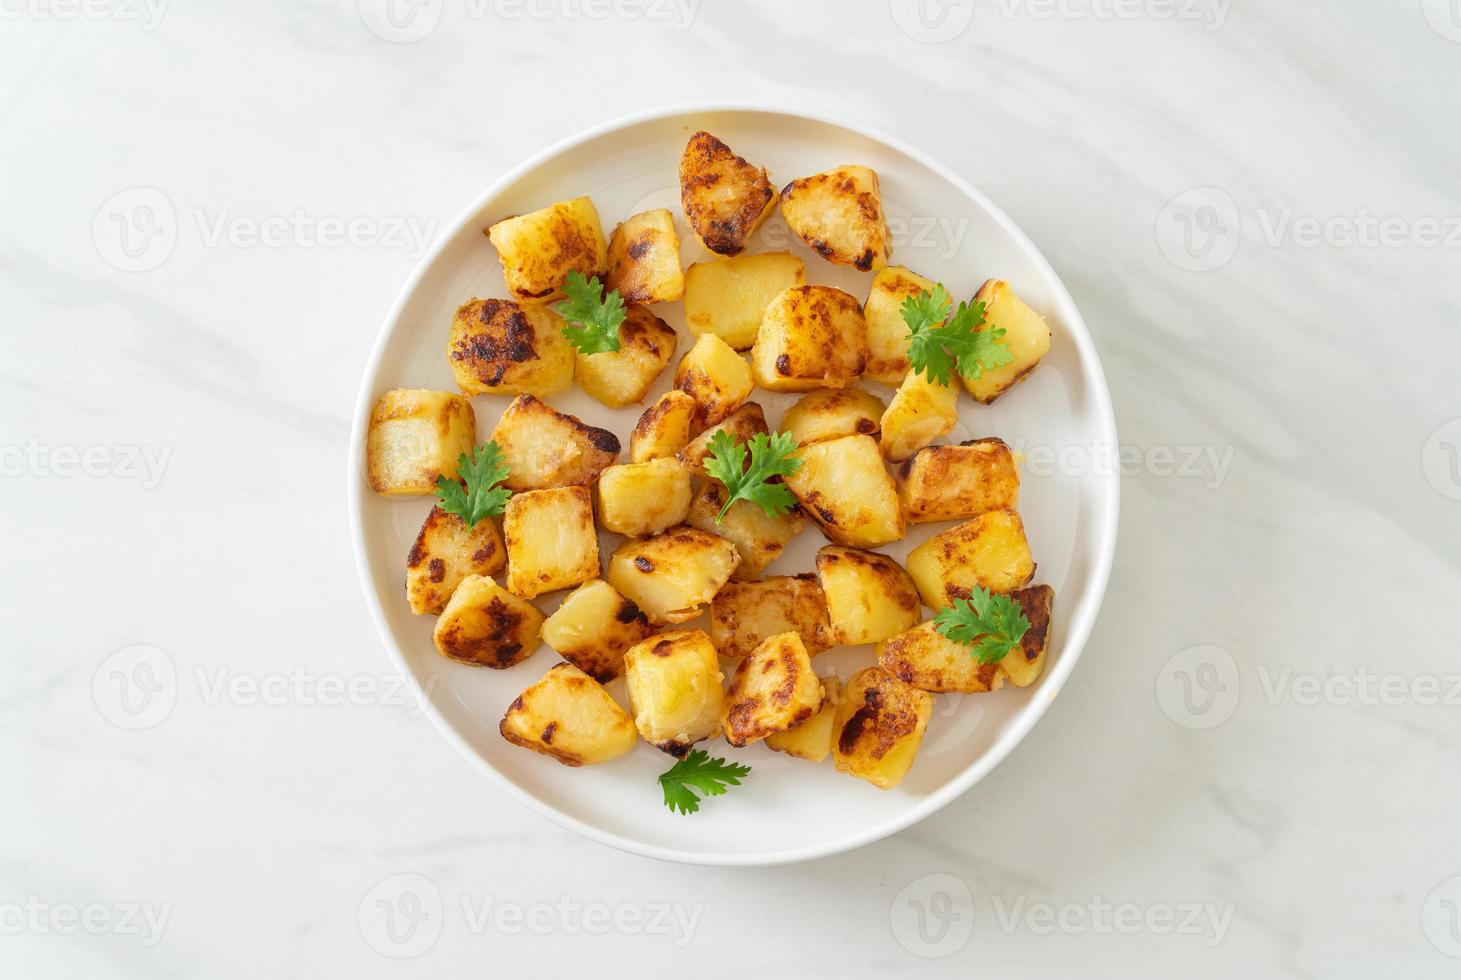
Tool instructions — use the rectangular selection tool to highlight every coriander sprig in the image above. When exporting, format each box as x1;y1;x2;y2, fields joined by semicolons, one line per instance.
902;284;1013;386
932;586;1031;664
554;270;626;354
658;750;752;815
701;430;802;522
434;441;511;526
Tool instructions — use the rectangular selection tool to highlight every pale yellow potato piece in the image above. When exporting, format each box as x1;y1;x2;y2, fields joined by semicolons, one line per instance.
446;298;574;399
879;371;959;462
366;388;475;497
815;546;921;646
905;508;1035;610
500;663;638;766
896;438;1020;524
779;387;886;446
784;434;904;548
433;574;544;669
863;266;936;386
486;196;608;303
405;506;505;615
623;629;725;755
722;632;822;747
961;279;1051;404
709;574;834;661
685;481;806;581
675;332;754;427
833;667;933;789
630;390;699;463
489;394;619;492
541;580;655;683
606;526;741;625
684;251;805;350
750;285;868;392
779;165;891;272
503;486;600;600
765;676;841;762
997;585;1055;688
574;305;677;408
876;621;1006;694
597;457;692;538
606;208;683;304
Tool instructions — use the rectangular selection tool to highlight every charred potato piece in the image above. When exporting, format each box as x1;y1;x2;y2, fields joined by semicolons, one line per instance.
863;266;936;386
366;388;476;497
606;526;740;625
765;676;840;762
961;279;1052;404
630;390;698;463
623;629;725;755
784;434;904;548
486;196;608;303
597;457;692;538
876;622;1005;694
678;403;768;479
574;304;677;408
815;546;921;646
709;574;834;661
684;251;805;350
679;131;777;256
779;387;886;446
779;165;891;272
879;371;959;462
606;208;684;304
997;584;1054;688
686;481;806;581
833;667;933;789
500;663;638;766
433;574;544;668
540;579;655;682
503;486;600;599
905;508;1035;610
722;632;822;747
446;298;574;399
675;332;754;427
750;285;868;392
489;394;619;491
897;438;1019;524
406;506;506;615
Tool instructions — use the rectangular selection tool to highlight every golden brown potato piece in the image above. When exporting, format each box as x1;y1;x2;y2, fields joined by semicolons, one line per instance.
446;298;575;399
433;574;544;668
779;387;886;446
574;305;677;408
709;574;834;661
684;252;805;350
540;579;655;682
500;663;638;766
623;629;725;755
606;209;683;304
486;196;608;303
675;332;754;427
606;526;740;625
876;621;1005;694
996;584;1054;688
678;402;768;479
366;389;476;497
686;481;806;581
679;131;777;256
815;546;921;646
489;394;620;492
750;285;868;392
722;632;822;747
897;438;1019;524
503;486;600;599
879;371;959;462
784;434;904;548
630;390;699;463
597;457;692;538
833;667;933;789
765;676;840;762
905;508;1035;610
863;266;936;386
406;506;505;615
779;165;891;272
961;279;1051;404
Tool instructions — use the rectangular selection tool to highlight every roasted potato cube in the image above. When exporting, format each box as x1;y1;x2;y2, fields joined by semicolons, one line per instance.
905;508;1035;610
606;208;683;304
432;574;544;668
623;629;725;755
879;371;959;462
574;305;677;408
489;394;620;491
897;438;1019;524
446;298;574;398
997;584;1054;688
597;457;692;537
815;546;921;645
366;388;476;496
876;622;1005;694
630;390;698;463
486;196;608;303
780;387;886;446
750;285;868;392
679;131;776;256
406;506;505;615
833;667;933;789
709;574;834;661
675;332;754;427
779;165;891;272
678;403;768;478
606;526;740;625
500;663;638;766
684;251;805;350
863;266;936;386
722;632;823;747
503;486;600;599
686;481;805;581
784;434;904;548
540;579;654;682
961;279;1052;404
765;676;840;762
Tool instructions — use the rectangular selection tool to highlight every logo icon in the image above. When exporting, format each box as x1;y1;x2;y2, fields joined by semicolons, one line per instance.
358;873;442;957
93;188;177;272
890;873;975;957
92;645;177;730
358;0;442;43
1422;419;1461;501
1155;187;1241;272
1156;645;1240;729
1422;875;1461;957
1421;0;1461;42
889;0;976;42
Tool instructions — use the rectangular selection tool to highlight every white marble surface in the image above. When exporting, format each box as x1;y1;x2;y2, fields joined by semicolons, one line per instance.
4;1;1459;976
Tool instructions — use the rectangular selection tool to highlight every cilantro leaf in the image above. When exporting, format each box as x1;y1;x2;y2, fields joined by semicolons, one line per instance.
658;749;752;815
554;270;626;354
701;430;802;522
902;284;1013;386
932;586;1032;664
434;441;511;526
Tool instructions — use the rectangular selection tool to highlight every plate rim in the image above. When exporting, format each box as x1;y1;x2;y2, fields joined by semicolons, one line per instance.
346;100;1121;867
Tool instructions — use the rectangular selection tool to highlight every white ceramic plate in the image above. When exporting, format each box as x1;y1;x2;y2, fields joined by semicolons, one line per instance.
348;104;1118;866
